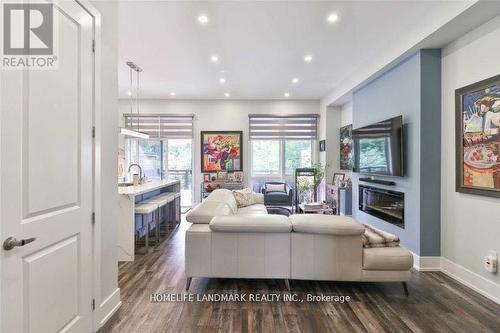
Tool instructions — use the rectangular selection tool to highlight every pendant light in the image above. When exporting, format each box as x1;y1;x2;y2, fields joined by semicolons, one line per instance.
120;61;150;139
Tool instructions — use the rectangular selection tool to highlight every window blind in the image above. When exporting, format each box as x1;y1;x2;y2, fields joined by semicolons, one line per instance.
124;114;194;139
248;114;319;140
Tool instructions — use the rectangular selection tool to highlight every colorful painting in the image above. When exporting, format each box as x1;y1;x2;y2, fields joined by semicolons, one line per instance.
456;74;500;198
340;124;353;170
201;131;243;172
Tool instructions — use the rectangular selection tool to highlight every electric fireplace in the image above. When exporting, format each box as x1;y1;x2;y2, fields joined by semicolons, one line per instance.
359;185;404;228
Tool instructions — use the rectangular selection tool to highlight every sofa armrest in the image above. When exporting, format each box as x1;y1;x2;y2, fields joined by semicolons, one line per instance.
210;215;292;233
186;201;232;224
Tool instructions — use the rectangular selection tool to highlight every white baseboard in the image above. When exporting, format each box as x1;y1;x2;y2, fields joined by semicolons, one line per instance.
410;252;500;305
410;252;441;271
440;258;500;305
95;288;121;331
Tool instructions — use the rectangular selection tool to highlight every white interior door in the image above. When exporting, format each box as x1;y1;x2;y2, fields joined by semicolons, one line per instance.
1;1;95;332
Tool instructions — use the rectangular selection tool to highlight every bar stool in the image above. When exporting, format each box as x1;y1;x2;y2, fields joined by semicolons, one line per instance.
146;195;170;242
135;201;159;253
157;193;177;232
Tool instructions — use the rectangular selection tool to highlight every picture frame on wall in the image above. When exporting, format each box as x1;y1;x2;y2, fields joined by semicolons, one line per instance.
217;171;228;182
234;171;243;183
455;74;500;198
319;140;326;152
203;173;210;182
339;124;353;170
333;173;345;186
201;131;243;172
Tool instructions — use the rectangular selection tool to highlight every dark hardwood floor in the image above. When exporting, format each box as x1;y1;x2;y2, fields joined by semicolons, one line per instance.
99;218;500;333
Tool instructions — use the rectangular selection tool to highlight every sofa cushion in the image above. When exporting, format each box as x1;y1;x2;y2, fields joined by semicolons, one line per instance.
204;189;238;214
289;214;364;236
185;201;232;224
265;183;286;193
236;204;268;215
210;215;292;233
363;247;413;271
232;188;263;208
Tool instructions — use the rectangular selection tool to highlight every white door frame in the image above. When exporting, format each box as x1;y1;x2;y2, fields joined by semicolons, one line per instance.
77;1;118;331
56;0;107;331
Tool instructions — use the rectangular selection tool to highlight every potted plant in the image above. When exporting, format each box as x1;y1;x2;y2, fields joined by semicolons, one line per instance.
311;162;326;202
296;163;326;203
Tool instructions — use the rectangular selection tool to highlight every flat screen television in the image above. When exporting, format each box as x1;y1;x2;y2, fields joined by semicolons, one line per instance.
352;115;403;177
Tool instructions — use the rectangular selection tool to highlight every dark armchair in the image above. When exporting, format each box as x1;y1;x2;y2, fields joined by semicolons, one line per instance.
261;182;293;206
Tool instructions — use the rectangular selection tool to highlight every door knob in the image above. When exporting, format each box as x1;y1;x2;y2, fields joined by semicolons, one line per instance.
3;237;36;251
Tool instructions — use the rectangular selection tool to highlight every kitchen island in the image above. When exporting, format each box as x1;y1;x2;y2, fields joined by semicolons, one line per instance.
118;179;181;261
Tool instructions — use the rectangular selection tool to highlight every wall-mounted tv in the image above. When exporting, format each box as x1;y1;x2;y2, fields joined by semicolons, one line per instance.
352;116;403;177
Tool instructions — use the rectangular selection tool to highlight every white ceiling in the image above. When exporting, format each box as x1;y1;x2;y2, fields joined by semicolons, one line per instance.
118;1;472;100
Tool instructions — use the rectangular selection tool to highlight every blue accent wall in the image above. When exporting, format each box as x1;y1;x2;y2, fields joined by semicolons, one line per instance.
352;50;441;256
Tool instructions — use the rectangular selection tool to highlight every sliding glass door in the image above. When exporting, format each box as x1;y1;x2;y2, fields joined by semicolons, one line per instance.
164;139;193;209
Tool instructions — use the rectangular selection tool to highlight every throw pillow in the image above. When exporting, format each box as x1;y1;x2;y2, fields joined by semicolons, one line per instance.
232;188;256;208
265;183;286;193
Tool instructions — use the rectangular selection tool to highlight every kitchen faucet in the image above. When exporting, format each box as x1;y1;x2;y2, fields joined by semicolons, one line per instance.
128;164;143;183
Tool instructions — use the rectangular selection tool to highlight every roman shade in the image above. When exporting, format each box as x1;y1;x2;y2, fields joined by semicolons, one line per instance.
248;114;319;139
124;114;194;139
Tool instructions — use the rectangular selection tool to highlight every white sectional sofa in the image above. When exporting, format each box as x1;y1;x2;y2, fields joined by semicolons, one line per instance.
185;189;413;293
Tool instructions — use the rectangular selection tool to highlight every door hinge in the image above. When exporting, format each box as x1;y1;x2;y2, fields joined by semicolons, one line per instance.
92;39;95;53
91;212;95;225
92;298;96;311
92;126;95;138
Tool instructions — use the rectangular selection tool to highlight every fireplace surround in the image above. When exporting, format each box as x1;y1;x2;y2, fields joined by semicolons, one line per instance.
359;185;405;228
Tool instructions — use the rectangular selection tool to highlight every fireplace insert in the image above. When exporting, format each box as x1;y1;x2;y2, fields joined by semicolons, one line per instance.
359;185;404;228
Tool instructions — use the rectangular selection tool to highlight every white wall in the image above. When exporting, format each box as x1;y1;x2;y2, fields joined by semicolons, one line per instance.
119;99;320;203
441;15;500;297
91;0;120;329
340;101;352;127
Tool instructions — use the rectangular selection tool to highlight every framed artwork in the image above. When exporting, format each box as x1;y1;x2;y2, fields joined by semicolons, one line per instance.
228;173;235;182
217;171;228;181
234;171;243;183
333;173;345;186
201;131;243;172
339;124;353;170
203;173;210;182
210;173;217;181
455;74;500;198
319;140;326;152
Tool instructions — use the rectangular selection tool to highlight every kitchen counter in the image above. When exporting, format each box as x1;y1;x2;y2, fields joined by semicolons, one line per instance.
118;179;180;196
118;179;181;262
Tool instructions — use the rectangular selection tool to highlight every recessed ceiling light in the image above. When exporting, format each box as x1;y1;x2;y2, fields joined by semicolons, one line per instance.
211;55;219;63
327;13;339;24
170;92;176;96
127;91;132;96
292;77;299;84
197;15;209;25
224;92;230;97
284;92;290;97
304;55;313;63
219;78;226;84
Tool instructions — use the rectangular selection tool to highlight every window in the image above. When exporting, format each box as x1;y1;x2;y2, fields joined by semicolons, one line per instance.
248;114;317;179
284;140;312;175
251;139;313;178
251;140;280;175
124;114;194;208
128;139;162;180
